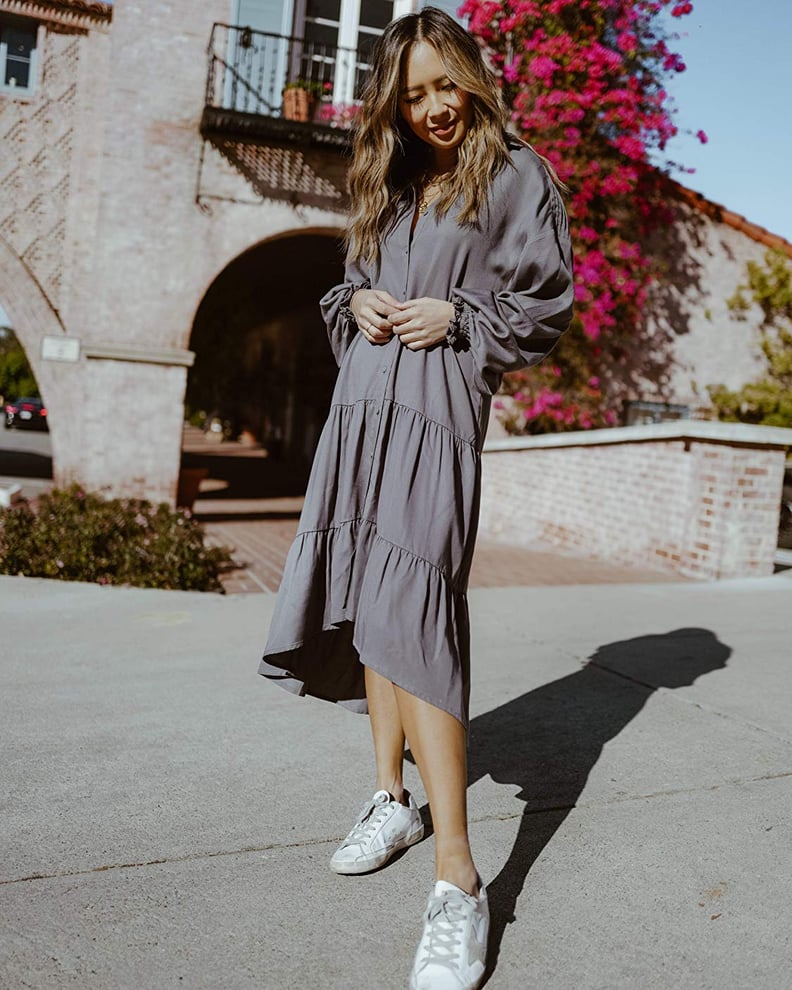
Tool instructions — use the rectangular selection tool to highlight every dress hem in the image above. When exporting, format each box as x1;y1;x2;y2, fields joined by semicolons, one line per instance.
258;643;469;731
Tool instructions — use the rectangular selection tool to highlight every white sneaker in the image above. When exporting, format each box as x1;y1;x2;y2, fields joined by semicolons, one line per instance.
329;789;424;875
409;878;489;990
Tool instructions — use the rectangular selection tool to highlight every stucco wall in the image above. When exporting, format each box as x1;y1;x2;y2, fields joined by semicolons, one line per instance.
643;198;775;412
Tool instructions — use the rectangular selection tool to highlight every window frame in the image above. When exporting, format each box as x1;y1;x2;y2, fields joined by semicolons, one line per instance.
0;14;40;99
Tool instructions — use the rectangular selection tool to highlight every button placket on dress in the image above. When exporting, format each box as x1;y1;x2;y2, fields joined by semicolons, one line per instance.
360;198;418;517
360;351;395;518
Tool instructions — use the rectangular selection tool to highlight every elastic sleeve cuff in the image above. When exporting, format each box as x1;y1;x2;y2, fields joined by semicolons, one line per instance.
339;280;371;327
446;295;472;351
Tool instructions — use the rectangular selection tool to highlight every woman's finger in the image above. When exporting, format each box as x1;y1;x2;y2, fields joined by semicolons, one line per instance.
388;307;416;326
373;290;404;310
361;321;391;344
391;319;418;335
364;310;395;331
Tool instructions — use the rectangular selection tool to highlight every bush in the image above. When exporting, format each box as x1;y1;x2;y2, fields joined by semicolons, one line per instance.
0;332;38;401
707;380;792;429
0;484;234;592
708;249;792;428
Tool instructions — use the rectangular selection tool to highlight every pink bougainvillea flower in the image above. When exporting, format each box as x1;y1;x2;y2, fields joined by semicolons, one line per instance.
528;55;561;83
464;0;700;434
616;31;638;53
503;59;521;83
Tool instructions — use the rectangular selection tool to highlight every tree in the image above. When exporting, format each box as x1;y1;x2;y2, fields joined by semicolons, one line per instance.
0;330;38;403
707;249;792;428
461;0;705;431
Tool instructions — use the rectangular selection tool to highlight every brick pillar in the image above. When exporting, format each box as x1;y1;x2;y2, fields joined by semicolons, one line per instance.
683;443;787;580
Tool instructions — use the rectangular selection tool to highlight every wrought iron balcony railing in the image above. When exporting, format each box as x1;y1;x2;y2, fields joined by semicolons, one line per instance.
202;22;371;147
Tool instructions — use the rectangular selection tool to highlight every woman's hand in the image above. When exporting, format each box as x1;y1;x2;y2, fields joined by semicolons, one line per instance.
388;297;455;351
350;288;401;345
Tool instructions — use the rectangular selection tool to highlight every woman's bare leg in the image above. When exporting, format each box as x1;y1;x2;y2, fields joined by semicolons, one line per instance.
393;685;479;896
364;665;406;802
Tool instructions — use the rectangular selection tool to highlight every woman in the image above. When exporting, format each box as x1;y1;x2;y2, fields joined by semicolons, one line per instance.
259;8;574;988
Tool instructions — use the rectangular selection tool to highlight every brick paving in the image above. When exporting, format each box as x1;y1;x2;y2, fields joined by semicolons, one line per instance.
0;426;687;592
197;499;303;594
186;427;686;593
195;495;685;595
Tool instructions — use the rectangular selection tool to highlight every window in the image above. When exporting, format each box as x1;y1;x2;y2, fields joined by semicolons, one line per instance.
0;17;37;94
625;401;690;426
225;0;395;112
310;0;394;103
356;0;392;60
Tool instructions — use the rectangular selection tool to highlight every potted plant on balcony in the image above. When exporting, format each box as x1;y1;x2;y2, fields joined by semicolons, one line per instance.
282;79;328;122
315;102;361;129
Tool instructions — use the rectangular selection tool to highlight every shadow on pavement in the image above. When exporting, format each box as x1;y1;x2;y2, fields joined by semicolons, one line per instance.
0;446;53;479
193;508;302;523
183;448;310;501
410;627;732;986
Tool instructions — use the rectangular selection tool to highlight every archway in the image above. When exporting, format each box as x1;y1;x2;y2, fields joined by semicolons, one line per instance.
0;307;40;407
185;230;345;499
0;238;72;492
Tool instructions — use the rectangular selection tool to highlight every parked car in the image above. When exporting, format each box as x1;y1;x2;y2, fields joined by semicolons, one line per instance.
4;396;49;431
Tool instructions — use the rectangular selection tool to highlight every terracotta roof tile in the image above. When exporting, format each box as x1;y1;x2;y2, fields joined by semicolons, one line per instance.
7;0;113;19
49;0;112;16
666;176;792;260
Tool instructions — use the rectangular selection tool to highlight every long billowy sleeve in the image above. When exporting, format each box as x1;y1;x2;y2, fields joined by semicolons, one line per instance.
318;245;372;366
450;157;574;396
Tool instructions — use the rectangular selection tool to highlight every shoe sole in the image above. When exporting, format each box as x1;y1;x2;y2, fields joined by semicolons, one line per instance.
330;824;425;875
409;962;484;990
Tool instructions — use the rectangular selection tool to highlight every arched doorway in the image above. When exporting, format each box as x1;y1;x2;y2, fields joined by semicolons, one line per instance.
186;230;345;499
0;238;71;495
0;304;53;493
0;305;40;408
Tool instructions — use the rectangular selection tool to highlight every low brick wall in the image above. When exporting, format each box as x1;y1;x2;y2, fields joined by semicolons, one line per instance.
480;422;792;581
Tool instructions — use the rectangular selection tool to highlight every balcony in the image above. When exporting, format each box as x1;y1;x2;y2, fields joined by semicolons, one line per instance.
201;23;371;152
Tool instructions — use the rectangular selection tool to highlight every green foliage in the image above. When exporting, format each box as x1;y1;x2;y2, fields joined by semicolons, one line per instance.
707;381;792;429
282;78;324;97
727;249;792;330
0;332;38;401
0;484;234;592
709;249;792;428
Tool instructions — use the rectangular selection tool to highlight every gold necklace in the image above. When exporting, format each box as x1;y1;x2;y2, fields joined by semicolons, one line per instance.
417;170;452;215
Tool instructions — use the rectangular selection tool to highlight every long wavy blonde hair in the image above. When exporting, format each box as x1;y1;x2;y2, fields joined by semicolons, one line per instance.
344;7;560;269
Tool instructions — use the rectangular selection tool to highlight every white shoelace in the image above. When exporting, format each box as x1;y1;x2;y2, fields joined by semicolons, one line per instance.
418;892;468;972
342;799;392;848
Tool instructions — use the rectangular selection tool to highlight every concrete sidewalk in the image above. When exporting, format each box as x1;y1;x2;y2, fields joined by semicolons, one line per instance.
1;573;790;989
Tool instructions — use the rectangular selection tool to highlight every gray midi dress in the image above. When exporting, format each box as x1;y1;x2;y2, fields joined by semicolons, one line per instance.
258;139;574;729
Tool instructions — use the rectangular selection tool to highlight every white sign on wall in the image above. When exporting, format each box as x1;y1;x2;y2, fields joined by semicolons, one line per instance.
41;336;81;362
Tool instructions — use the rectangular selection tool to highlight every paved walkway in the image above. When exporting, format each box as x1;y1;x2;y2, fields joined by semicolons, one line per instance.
194;496;683;594
2;424;685;594
182;427;685;593
1;572;790;988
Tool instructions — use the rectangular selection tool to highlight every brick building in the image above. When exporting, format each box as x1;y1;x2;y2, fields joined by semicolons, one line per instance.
0;0;788;504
